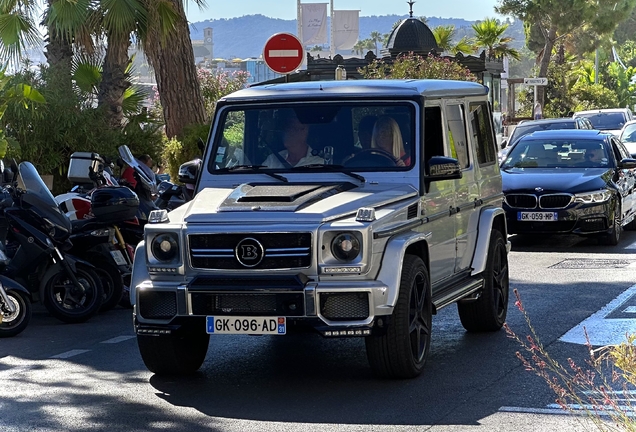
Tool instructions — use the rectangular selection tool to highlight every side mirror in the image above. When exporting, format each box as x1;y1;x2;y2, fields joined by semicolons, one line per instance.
500;140;507;150
426;156;462;181
178;159;202;185
619;158;636;169
197;138;206;153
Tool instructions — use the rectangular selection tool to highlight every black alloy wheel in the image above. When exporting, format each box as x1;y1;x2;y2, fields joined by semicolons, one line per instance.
0;290;31;337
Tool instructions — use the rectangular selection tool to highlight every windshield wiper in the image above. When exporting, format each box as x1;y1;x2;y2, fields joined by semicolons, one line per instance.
290;164;366;182
216;165;288;182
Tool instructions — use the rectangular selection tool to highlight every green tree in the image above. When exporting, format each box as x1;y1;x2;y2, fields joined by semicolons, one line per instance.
369;30;383;56
496;0;636;106
432;25;474;54
471;18;520;60
360;53;476;81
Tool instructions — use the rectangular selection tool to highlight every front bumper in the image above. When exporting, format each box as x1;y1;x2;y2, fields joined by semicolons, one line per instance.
134;275;390;335
504;200;612;235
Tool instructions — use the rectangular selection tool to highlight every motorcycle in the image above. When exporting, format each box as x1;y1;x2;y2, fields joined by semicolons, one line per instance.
1;162;104;323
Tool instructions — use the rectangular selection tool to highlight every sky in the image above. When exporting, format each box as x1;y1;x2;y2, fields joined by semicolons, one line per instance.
185;0;503;23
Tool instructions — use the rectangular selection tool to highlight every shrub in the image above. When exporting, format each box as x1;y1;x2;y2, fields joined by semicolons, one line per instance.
162;123;209;183
360;52;477;81
506;288;636;430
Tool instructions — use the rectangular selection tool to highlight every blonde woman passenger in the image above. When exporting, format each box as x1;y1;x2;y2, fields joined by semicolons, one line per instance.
371;116;410;166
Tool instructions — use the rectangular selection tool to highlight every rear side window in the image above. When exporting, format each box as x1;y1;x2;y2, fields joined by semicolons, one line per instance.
445;104;469;168
469;102;496;165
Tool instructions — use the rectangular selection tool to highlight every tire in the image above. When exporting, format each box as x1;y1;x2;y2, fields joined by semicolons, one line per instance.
87;258;124;312
0;290;32;337
365;255;432;379
42;263;104;324
600;200;622;245
458;230;509;332
137;330;210;375
119;274;133;309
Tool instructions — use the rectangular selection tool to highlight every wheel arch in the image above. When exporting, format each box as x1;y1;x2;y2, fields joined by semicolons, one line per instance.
376;232;431;310
471;207;508;276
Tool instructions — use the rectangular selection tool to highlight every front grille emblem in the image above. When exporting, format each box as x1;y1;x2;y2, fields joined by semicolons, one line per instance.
535;187;544;192
235;237;264;267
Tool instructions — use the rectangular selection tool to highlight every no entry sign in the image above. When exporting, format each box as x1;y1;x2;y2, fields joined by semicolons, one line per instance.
263;33;304;74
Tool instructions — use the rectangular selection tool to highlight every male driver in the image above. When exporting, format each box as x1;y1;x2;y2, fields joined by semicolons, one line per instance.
262;111;323;168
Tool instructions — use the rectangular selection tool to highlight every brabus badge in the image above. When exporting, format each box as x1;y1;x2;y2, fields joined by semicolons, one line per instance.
235;237;265;267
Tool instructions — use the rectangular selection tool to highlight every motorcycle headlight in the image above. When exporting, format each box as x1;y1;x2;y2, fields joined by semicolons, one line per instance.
151;233;179;262
573;190;612;204
331;232;361;262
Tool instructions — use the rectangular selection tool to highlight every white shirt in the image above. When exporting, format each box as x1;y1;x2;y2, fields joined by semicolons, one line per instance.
262;146;324;168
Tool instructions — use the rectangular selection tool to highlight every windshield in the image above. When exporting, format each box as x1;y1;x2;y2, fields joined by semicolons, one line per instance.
620;123;636;143
577;112;626;130
19;162;59;207
507;121;576;147
209;102;416;173
501;138;610;169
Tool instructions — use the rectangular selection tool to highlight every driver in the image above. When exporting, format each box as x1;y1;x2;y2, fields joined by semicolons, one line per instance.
262;111;324;168
371;116;409;166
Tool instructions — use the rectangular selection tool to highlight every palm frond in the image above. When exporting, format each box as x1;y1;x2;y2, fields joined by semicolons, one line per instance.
47;0;94;40
0;12;41;64
101;0;146;37
122;83;148;114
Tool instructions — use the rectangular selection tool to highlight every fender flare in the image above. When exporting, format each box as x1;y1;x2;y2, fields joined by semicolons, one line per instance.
375;231;431;310
0;275;31;300
130;241;148;306
470;207;508;276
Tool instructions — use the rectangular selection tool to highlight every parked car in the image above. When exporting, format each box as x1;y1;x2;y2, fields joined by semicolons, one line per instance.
619;119;636;156
573;108;634;137
500;129;636;245
130;79;510;379
498;117;593;163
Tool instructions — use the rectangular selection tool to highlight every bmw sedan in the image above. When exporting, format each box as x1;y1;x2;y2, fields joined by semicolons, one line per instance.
500;129;636;245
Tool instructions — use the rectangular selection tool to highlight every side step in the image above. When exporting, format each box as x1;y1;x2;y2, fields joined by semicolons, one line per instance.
432;277;484;314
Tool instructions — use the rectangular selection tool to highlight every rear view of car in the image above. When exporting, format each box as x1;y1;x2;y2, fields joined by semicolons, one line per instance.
574;108;633;136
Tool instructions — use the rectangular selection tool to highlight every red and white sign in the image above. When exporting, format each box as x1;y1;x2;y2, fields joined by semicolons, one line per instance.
263;33;304;74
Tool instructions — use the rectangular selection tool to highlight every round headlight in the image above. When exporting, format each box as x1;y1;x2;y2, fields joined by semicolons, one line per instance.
151;233;179;262
331;232;361;262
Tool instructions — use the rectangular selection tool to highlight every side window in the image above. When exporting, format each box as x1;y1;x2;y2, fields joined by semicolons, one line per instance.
424;106;444;163
469;102;497;165
445;104;469;168
613;138;630;160
214;111;247;168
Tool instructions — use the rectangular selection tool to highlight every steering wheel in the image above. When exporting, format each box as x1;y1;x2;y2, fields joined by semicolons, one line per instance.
343;148;399;168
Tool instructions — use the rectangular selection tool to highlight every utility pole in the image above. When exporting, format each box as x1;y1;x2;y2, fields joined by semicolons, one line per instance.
330;0;335;58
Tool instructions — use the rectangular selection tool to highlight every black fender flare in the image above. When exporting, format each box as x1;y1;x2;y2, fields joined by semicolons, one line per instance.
0;275;31;300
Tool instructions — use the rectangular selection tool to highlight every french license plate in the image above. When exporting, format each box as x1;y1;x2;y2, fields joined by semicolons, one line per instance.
206;316;286;335
517;212;558;221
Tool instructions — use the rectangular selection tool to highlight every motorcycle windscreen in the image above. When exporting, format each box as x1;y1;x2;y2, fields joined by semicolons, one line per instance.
18;162;72;233
118;145;157;194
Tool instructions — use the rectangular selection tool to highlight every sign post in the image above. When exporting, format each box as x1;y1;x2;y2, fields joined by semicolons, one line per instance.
263;33;304;80
524;77;549;118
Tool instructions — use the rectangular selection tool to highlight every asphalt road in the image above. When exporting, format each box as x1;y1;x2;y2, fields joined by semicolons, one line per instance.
2;232;636;431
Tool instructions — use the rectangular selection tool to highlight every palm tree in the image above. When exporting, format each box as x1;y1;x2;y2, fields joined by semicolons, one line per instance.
0;0;206;137
369;30;383;56
351;40;366;56
471;17;520;61
432;25;474;54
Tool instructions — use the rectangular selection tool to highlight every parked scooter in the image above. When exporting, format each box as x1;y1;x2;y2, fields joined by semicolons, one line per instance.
0;274;31;337
1;162;104;323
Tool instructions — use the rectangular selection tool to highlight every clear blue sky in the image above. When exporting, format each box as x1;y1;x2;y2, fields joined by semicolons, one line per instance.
185;0;503;23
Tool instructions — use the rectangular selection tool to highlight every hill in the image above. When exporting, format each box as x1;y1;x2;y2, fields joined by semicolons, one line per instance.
189;14;525;59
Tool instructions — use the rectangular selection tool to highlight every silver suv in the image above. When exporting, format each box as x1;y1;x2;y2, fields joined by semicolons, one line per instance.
131;79;510;379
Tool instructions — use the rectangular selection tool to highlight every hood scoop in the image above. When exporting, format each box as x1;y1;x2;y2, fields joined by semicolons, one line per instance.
219;182;356;212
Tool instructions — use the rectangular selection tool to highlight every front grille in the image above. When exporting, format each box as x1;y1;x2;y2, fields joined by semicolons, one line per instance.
407;203;418;219
190;292;305;316
505;194;537;209
320;292;369;321
138;291;177;320
540;194;572;209
189;233;311;270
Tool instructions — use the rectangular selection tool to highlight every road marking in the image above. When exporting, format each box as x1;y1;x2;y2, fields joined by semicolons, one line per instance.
100;335;135;344
49;349;91;359
500;405;635;417
560;283;636;346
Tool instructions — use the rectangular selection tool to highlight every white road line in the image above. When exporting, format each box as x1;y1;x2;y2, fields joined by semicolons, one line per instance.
559;283;636;346
499;406;571;416
49;349;91;359
268;49;299;57
624;306;636;313
100;335;135;344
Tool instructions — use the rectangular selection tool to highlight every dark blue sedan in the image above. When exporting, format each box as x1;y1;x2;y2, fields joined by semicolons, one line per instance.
500;129;636;245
